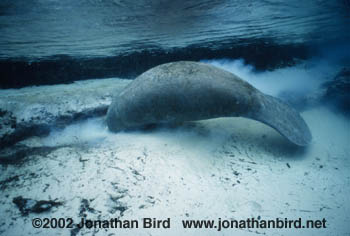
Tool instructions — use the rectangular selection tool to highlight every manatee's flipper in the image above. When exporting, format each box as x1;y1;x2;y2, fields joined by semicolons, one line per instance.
247;94;312;146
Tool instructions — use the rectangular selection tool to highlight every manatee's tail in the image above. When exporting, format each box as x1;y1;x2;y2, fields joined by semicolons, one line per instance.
247;94;312;146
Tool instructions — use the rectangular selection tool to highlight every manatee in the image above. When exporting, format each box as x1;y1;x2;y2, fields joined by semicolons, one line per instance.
107;61;312;146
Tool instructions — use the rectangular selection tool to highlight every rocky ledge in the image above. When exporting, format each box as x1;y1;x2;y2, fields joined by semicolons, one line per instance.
0;78;131;149
321;67;350;112
278;67;350;115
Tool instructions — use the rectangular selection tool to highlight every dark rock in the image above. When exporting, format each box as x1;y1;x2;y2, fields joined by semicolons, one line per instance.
12;196;62;216
322;67;350;113
109;195;128;216
280;67;350;113
79;199;97;217
0;175;21;190
70;227;81;236
0;41;308;89
71;199;98;236
0;144;64;165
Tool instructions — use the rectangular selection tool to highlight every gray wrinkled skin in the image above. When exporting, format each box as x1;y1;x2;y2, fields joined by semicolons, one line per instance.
107;61;312;146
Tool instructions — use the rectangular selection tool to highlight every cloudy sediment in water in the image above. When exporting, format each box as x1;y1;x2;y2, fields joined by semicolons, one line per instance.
42;46;347;145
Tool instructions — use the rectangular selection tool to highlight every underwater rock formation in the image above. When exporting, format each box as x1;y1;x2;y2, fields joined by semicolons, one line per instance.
322;67;350;113
12;196;62;216
0;79;131;148
0;42;308;89
278;67;350;115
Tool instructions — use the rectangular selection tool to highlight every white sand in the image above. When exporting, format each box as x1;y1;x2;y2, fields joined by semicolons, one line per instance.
0;104;349;236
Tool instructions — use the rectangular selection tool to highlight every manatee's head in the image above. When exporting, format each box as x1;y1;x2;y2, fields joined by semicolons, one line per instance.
106;101;123;132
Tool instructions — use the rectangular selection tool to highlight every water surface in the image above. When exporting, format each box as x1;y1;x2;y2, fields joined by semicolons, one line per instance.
0;0;349;59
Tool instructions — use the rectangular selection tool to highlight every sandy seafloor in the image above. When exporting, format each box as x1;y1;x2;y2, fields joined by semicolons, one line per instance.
0;62;349;236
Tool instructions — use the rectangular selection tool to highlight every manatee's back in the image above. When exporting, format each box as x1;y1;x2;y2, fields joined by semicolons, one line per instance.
107;61;258;131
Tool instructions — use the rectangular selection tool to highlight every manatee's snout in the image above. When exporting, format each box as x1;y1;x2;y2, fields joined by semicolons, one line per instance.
106;105;124;132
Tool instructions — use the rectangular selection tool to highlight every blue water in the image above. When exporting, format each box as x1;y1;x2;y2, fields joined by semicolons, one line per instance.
0;0;349;59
